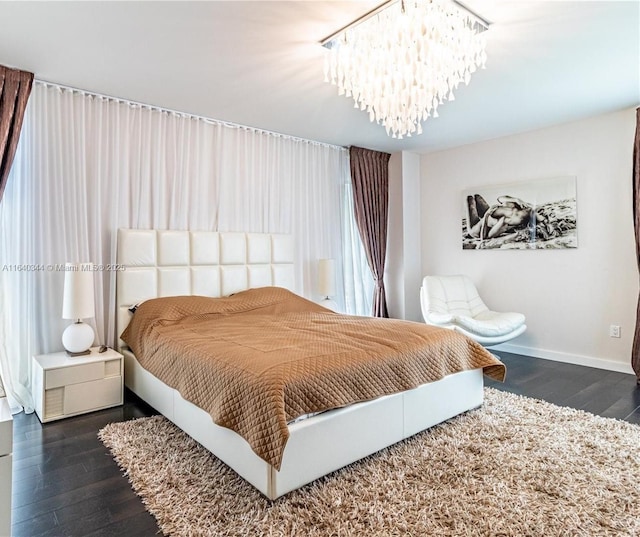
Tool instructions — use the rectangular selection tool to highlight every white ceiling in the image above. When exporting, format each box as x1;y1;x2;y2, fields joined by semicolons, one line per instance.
0;1;638;154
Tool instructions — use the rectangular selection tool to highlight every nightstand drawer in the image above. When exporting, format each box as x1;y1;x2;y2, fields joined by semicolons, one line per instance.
46;361;105;389
44;375;122;419
64;376;122;415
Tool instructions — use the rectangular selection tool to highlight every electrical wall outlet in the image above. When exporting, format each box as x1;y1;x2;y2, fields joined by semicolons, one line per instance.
609;325;621;338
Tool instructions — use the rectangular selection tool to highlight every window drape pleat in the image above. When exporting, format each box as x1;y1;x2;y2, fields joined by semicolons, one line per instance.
349;146;391;318
0;65;33;201
632;107;640;383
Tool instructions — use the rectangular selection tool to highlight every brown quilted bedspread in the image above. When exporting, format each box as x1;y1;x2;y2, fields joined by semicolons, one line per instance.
121;287;505;469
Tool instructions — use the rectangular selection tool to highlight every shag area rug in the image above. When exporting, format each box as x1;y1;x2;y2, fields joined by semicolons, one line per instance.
99;388;640;536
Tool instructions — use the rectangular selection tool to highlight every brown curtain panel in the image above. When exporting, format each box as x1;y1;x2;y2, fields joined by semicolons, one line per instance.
350;146;391;318
0;65;34;202
632;107;640;383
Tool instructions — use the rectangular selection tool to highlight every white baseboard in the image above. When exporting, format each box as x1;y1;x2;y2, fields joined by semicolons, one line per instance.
490;342;635;375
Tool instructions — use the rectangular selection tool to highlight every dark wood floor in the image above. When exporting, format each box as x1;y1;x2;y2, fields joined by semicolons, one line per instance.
9;351;640;537
484;352;640;424
10;395;160;537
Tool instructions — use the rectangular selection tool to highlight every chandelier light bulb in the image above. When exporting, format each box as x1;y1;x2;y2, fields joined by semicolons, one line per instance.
323;0;488;139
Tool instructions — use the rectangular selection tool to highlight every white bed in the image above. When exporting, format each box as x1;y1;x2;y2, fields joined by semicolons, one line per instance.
116;228;485;500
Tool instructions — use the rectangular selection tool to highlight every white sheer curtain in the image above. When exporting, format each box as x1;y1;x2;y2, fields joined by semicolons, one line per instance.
0;82;352;413
342;182;374;316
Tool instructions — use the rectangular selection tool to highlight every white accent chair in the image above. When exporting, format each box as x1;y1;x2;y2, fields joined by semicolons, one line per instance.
420;275;526;346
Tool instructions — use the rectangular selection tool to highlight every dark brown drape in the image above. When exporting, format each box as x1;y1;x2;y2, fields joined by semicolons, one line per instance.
632;107;640;383
350;146;391;318
0;65;34;202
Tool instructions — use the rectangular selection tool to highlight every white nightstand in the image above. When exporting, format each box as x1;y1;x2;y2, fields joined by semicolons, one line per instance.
32;347;124;423
0;397;12;537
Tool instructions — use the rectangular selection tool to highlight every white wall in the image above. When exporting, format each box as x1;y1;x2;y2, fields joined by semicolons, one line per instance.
401;152;423;322
387;153;405;318
420;107;638;373
386;151;422;321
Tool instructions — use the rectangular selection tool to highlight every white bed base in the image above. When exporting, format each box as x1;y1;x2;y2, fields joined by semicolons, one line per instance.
116;229;485;500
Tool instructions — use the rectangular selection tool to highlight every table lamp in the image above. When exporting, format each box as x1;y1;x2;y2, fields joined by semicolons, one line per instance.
318;258;338;311
62;262;95;356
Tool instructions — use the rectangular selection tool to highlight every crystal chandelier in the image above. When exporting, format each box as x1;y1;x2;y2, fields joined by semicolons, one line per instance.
322;0;489;139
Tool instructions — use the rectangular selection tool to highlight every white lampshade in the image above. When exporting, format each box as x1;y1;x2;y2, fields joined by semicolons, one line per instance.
318;258;336;298
62;263;95;320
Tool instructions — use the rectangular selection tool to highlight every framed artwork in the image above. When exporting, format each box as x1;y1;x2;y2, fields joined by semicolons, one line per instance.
462;176;577;250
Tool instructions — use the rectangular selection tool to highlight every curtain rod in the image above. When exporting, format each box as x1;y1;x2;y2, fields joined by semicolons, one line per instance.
34;78;347;152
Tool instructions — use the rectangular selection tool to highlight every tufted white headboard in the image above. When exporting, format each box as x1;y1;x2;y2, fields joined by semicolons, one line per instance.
116;229;295;348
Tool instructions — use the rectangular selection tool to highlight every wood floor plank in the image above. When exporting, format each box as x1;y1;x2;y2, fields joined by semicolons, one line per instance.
33;508;115;537
9;509;58;537
82;510;161;537
10;476;128;525
53;484;145;527
12;465;123;510
625;411;640;424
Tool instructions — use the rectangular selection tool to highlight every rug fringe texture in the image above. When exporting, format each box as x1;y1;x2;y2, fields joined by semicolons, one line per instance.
98;388;640;536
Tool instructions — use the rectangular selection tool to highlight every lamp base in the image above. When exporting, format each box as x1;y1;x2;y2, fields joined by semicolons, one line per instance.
66;349;91;357
62;321;95;355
